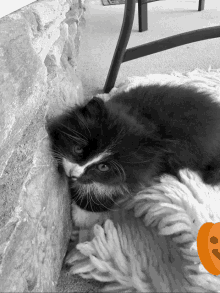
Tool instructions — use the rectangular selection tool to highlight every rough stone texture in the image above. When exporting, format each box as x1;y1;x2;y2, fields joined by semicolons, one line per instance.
0;0;85;291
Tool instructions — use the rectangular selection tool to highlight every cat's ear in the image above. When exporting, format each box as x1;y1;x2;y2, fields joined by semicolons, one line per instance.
83;97;105;117
87;97;104;109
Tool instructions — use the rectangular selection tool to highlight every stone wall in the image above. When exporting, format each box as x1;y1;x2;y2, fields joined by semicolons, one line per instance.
0;0;85;291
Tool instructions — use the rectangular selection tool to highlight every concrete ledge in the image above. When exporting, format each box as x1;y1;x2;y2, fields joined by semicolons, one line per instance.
0;0;85;291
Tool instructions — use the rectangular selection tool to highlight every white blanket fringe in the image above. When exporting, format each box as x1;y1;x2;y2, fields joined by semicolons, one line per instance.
66;69;220;292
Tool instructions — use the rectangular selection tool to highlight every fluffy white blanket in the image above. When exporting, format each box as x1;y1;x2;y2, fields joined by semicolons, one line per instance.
65;69;220;292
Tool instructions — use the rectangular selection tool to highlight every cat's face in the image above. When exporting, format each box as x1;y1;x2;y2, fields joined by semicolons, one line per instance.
47;97;159;212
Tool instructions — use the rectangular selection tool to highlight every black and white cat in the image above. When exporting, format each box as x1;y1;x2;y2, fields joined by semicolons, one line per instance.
47;83;220;218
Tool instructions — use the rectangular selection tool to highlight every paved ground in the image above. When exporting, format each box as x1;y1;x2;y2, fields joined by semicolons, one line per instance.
78;0;220;98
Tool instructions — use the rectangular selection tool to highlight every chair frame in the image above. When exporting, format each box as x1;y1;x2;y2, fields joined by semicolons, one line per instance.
103;0;218;93
138;0;205;32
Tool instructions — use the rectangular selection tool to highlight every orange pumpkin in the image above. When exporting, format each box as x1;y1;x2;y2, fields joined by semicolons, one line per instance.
197;222;220;276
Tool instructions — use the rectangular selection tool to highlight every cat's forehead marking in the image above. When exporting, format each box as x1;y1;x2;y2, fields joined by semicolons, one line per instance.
62;152;110;178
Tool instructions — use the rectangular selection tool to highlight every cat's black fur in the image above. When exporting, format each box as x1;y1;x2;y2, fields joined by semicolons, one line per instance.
47;83;220;212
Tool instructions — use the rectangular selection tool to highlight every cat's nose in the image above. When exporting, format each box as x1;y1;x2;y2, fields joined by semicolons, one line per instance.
70;175;78;181
67;169;77;180
69;169;78;179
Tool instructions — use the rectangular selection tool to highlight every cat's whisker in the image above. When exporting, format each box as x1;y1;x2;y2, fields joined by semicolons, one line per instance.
83;193;90;212
111;161;121;177
83;182;120;212
50;155;63;164
112;131;123;144
85;186;95;213
80;185;96;212
73;112;91;138
94;195;118;212
120;145;143;159
51;156;62;163
75;191;84;208
89;193;98;213
109;131;124;149
51;145;65;157
86;185;100;211
51;150;62;158
81;184;106;212
111;160;126;182
117;164;126;181
71;189;80;201
68;128;87;141
59;129;87;145
50;153;61;160
65;130;87;143
112;165;121;180
59;122;88;141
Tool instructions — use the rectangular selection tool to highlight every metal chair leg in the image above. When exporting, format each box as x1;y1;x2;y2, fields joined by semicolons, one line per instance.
103;0;210;93
103;0;136;93
138;0;148;32
198;0;205;11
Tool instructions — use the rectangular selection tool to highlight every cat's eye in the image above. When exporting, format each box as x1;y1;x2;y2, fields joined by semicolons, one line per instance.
97;163;110;172
73;145;83;154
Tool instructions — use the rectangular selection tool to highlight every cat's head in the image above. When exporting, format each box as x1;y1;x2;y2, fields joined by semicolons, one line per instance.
47;97;161;212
